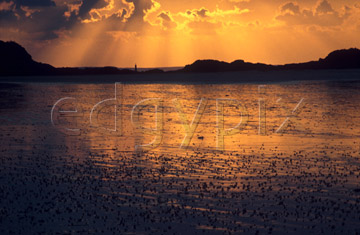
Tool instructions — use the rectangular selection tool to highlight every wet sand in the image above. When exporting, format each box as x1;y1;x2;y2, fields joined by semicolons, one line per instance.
1;74;360;234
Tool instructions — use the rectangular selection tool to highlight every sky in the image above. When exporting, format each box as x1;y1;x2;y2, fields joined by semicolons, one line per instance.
0;0;360;68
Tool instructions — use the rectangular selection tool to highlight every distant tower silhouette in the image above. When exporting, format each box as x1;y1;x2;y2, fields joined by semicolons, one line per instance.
135;64;137;72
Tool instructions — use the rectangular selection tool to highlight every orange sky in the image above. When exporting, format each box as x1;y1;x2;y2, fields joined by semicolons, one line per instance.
1;0;360;67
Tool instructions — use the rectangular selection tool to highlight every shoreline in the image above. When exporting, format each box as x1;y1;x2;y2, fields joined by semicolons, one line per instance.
1;69;360;85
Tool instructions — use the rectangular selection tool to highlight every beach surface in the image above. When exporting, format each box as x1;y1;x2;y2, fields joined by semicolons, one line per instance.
1;72;360;234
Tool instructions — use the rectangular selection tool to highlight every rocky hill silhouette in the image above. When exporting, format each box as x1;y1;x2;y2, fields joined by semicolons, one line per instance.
180;48;360;73
0;41;55;76
0;40;137;76
1;40;360;76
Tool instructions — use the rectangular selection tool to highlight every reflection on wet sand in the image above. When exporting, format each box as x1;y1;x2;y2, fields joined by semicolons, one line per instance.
1;81;360;234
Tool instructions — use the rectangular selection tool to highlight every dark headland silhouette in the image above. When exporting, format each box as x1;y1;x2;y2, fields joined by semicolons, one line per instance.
1;40;360;77
0;41;55;76
0;41;163;76
179;49;360;72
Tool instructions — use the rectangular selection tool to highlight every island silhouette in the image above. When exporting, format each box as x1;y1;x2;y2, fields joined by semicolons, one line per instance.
1;40;360;77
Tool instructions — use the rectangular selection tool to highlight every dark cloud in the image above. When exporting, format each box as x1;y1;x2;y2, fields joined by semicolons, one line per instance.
0;0;77;41
0;0;166;42
80;0;154;23
79;0;155;32
316;0;333;14
158;11;176;29
158;12;171;21
125;0;155;27
0;9;18;27
78;0;107;18
0;0;56;8
17;0;55;7
280;2;300;14
276;0;350;26
0;0;146;41
196;8;208;17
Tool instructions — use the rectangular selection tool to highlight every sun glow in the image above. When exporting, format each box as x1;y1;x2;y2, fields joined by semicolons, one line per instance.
2;0;359;67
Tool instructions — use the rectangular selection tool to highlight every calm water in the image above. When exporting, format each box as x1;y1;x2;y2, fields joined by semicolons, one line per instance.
1;73;360;234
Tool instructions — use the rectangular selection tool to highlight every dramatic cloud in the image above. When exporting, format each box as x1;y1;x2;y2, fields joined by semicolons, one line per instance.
0;1;14;11
64;1;82;19
144;1;250;33
157;11;177;29
316;0;333;14
281;2;300;14
196;8;208;18
0;0;359;68
0;0;76;40
81;0;135;23
13;0;55;7
276;0;351;26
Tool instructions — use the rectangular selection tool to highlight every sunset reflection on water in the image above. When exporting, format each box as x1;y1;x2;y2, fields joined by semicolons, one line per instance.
1;80;360;234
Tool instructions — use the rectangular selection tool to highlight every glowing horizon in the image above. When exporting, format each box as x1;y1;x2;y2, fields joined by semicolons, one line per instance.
1;0;360;68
